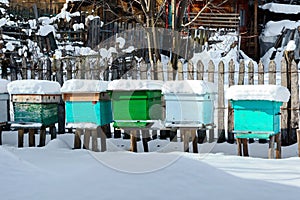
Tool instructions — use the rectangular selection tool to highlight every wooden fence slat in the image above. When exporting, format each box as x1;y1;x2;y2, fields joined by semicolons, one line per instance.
217;61;226;143
227;59;235;144
269;60;276;85
238;60;245;85
248;61;254;85
208;60;215;143
258;60;264;84
290;60;299;141
197;60;204;80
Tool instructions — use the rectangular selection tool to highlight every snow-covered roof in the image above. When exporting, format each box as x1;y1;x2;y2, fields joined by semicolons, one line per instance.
162;80;216;95
0;79;9;93
260;3;300;14
7;80;61;95
108;80;163;91
226;85;290;102
61;79;109;93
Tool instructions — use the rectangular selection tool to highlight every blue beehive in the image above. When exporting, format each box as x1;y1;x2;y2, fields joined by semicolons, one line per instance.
61;79;112;127
226;85;290;139
162;80;216;129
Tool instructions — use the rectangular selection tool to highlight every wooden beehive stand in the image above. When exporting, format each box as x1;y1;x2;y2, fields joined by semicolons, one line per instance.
11;94;60;148
63;93;109;152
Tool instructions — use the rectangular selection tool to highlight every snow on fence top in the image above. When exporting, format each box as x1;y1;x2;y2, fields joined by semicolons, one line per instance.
226;85;290;102
61;79;108;93
108;80;163;91
0;79;9;93
162;80;217;95
260;3;300;15
7;80;61;95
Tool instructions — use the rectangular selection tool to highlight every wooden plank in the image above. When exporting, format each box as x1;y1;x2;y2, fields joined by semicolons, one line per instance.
28;129;35;147
238;60;245;85
237;138;242;156
98;126;107;152
177;60;183;80
280;58;288;146
50;125;56;140
142;130;150;152
258;61;264;84
91;129;99;152
297;130;300;157
74;128;83;149
217;61;226;143
62;93;101;101
269;60;276;85
38;126;46;147
197;60;204;80
0;126;2;145
248;61;254;85
129;130;137;152
191;131;198;153
12;94;61;103
182;129;190;152
290;60;299;134
208;61;215;143
18;129;24;148
268;135;275;159
227;59;235;144
275;133;281;159
242;138;249;157
83;129;91;150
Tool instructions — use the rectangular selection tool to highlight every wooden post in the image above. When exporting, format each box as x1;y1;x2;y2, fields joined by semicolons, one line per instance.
257;61;267;143
237;138;242;156
0;126;2;145
91;129;99;152
290;60;299;144
191;131;198;153
142;130;150;152
83;129;91;150
18;129;24;148
98;126;107;152
275;133;281;159
217;61;226;142
28;129;35;147
182;129;190;152
248;61;255;144
197;60;204;80
238;60;245;85
297;130;300;157
74;128;83;149
208;61;215;143
227;59;235;144
281;58;288;146
242;139;249;157
129;130;137;152
49;125;56;140
39;126;46;147
268;135;275;159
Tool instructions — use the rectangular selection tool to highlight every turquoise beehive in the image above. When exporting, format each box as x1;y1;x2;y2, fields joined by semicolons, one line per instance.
61;79;112;127
226;85;290;139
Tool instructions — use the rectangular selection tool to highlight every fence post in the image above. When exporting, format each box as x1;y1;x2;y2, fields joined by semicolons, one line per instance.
290;60;299;143
217;61;226;143
197;60;204;80
281;58;289;146
227;59;235;144
55;58;65;134
258;60;267;143
207;60;215;143
238;60;245;85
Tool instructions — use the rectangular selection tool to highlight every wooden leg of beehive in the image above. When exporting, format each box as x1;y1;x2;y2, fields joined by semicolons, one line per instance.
142;130;149;152
0;126;2;145
197;129;206;144
191;130;198;153
182;129;190;152
169;130;177;142
129;130;137;153
152;130;158;140
297;130;300;158
275;133;281;159
50;125;57;140
18;129;24;148
242;139;249;157
91;129;99;152
83;129;91;150
28;129;35;147
99;126;107;152
237;138;242;156
268;135;275;159
39;126;46;147
74;128;82;149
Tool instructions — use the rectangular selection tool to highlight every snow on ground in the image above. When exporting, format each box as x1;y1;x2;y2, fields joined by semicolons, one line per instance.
0;131;300;200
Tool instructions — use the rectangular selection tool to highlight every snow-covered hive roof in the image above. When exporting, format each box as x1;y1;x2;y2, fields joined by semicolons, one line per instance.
162;80;217;95
61;79;109;93
7;80;61;95
108;80;163;91
226;85;290;102
0;79;9;93
260;3;300;14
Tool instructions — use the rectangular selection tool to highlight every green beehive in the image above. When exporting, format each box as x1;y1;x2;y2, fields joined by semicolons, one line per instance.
108;80;163;128
7;80;61;126
226;85;290;139
61;79;112;126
